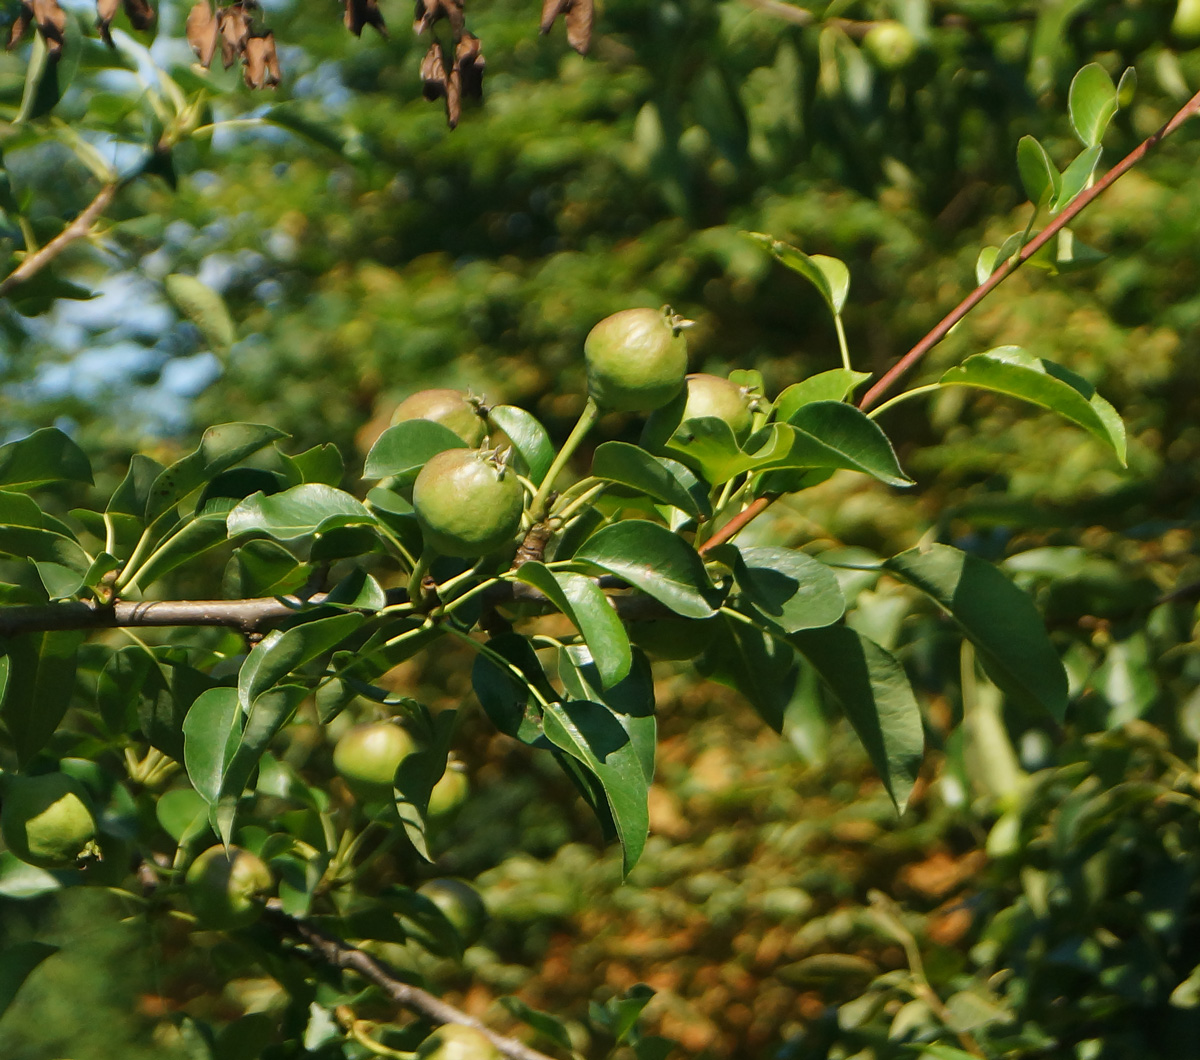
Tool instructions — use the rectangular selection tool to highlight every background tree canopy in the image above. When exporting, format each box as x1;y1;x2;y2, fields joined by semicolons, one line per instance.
5;1;1200;1058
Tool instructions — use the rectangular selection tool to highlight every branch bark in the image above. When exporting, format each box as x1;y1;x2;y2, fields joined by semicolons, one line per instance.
858;88;1200;412
263;903;557;1060
0;181;119;298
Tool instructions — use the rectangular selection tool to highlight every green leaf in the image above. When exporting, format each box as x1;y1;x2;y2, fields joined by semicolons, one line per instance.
733;546;845;633
498;997;576;1052
757;402;913;487
1052;144;1101;213
107;454;163;519
125;513;229;590
238;612;365;709
1116;66;1136;109
515;562;632;687
592;442;711;520
487;405;555;485
155;787;210;844
0;427;92;490
791;626;923;809
749;234;850;314
0;940;58;1021
227;484;376;541
16;13;82;123
543;698;649;874
573;521;723;619
0;631;84;763
698;614;798;732
664;417;783;484
938;347;1126;464
220;684;308;815
1068;63;1117;147
1016;135;1060;207
260;102;365;158
774;370;871;421
559;644;656;784
393;708;456;861
279;443;344;487
165;274;236;353
885;544;1068;722
182;687;241;805
362;420;466;481
197;468;285;515
0;852;61;899
146;424;287;522
470;633;552;745
0;526;91;573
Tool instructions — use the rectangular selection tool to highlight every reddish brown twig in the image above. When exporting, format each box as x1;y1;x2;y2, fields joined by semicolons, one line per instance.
858;87;1200;412
698;495;775;555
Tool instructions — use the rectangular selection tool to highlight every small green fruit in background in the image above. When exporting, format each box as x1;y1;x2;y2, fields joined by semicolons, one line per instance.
1;773;97;869
418;877;489;946
1174;0;1200;42
863;20;918;71
391;388;488;446
417;1023;500;1060
333;721;419;803
185;844;273;929
412;448;524;557
644;372;754;449
584;306;691;413
427;762;469;818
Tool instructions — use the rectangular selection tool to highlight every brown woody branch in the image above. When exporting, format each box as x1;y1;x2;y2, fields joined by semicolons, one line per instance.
858;87;1200;412
0;181;119;298
263;903;557;1060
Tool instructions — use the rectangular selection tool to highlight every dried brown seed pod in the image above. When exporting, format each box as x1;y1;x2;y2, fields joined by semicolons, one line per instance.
412;0;463;38
218;2;253;68
186;0;219;66
96;0;119;46
343;0;386;37
243;30;280;88
122;0;155;31
540;0;592;55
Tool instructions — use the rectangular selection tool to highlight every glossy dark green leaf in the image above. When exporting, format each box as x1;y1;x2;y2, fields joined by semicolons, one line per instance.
791;625;924;809
107;454;163;519
470;633;551;745
559;644;655;783
165;274;236;353
543;697;649;874
227;484;375;541
885;543;1068;722
664;417;793;484
124;513;230;591
220;684;308;815
0;631;84;764
33;561;83;600
0;427;92;490
225;539;308;598
323;568;387;611
1068;63;1117;147
393;708;455;861
0;940;58;1020
733;546;845;633
515;562;632;687
757;402;913;487
280;443;344;487
573;521;723;619
939;347;1126;464
0;852;61;899
363;420;466;481
196;469;286;516
238;612;365;709
146;423;287;522
592;442;710;520
155;787;210;844
698;614;798;732
488;404;555;485
182;687;241;805
16;13;82;122
0;526;91;573
774;370;871;421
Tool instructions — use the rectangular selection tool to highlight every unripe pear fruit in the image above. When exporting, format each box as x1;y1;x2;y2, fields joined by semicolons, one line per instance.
645;373;754;447
584;306;690;413
333;721;419;803
427;763;469;818
1174;0;1200;42
417;1024;501;1060
863;20;918;70
418;877;489;946
185;844;273;929
391;388;488;447
412;448;524;558
0;773;97;869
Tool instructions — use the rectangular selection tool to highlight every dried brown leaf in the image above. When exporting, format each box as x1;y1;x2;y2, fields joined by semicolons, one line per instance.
445;65;461;128
419;40;447;100
243;30;280;88
96;0;119;46
455;32;483;102
186;0;218;66
122;0;154;30
7;3;32;49
540;0;591;54
412;0;462;37
217;3;252;68
342;0;386;37
31;0;66;56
